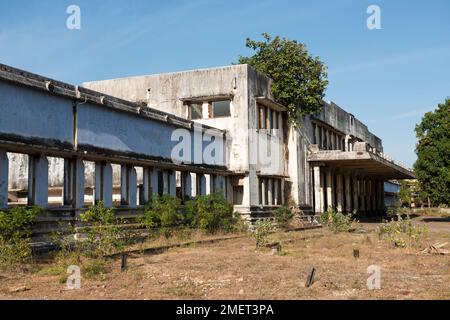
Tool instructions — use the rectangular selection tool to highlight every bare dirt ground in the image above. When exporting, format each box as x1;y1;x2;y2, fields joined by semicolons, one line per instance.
1;216;449;300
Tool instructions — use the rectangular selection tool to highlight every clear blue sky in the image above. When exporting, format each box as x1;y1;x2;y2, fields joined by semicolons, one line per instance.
1;0;449;167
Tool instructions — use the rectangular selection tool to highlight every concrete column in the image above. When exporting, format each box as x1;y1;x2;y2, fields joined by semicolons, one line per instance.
128;167;137;208
336;173;343;213
344;173;352;213
378;180;385;214
205;174;212;195
278;113;283;138
215;175;225;196
352;176;359;213
169;170;176;196
150;168;159;198
198;174;206;195
142;167;151;205
190;173;197;198
314;124;320;145
0;150;8;209
94;161;113;207
360;178;366;212
260;178;266;205
369;180;375;212
28;155;48;207
313;166;323;213
267;178;273;205
260;107;266;129
274;179;279;206
162;171;169;195
181;171;192;200
63;158;84;210
326;169;334;211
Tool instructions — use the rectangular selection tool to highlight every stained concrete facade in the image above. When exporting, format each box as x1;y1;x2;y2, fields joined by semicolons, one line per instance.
84;64;415;218
1;63;415;223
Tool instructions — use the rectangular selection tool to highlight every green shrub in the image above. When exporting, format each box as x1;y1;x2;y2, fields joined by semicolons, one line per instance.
0;206;41;267
274;206;294;229
79;202;124;257
320;207;354;232
185;192;236;234
252;218;275;248
139;195;182;238
378;214;428;248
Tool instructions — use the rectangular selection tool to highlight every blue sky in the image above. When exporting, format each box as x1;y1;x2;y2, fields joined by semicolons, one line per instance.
1;0;449;167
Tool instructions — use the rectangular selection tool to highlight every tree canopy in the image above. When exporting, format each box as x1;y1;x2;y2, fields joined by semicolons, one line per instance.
238;33;328;125
413;98;450;206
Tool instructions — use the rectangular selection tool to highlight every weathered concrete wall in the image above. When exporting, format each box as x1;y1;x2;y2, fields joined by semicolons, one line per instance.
84;65;249;173
309;101;383;151
1;64;229;193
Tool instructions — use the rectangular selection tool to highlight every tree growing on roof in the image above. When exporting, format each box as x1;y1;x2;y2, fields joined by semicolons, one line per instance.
237;33;328;126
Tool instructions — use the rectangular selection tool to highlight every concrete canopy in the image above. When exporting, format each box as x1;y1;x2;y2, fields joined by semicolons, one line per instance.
307;150;415;179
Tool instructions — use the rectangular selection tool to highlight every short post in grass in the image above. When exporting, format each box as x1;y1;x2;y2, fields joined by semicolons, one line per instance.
305;267;316;287
121;253;128;272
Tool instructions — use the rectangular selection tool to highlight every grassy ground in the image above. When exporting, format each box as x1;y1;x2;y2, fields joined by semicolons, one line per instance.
0;217;449;300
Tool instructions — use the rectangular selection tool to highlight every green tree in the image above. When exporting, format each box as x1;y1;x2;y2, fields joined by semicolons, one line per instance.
398;181;412;208
414;99;450;206
238;33;328;125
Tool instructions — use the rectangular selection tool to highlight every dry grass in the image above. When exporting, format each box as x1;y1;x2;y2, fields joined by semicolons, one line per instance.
0;224;449;300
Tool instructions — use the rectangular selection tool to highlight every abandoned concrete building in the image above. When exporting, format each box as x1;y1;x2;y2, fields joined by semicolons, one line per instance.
0;63;414;233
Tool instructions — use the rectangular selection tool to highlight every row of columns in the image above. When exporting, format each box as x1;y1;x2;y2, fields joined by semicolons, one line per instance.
313;124;346;151
259;177;284;206
0;150;226;210
313;165;384;215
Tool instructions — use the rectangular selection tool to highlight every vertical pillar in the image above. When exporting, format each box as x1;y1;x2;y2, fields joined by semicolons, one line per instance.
215;175;225;196
169;170;176;196
360;178;366;212
141;167;151;205
0;150;8;209
28;155;48;207
198;174;206;195
94;161;113;207
336;173;343;213
369;180;375;213
162;171;169;195
352;175;359;214
204;174;212;195
274;179;279;206
344;173;352;213
128;167;137;208
267;178;273;205
314;124;320;145
150;168;159;198
326;169;334;211
313;166;323;213
190;173;197;198
183;172;192;199
64;158;85;210
261;178;266;205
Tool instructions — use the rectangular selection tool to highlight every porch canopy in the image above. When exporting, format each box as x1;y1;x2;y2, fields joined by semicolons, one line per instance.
307;150;415;180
